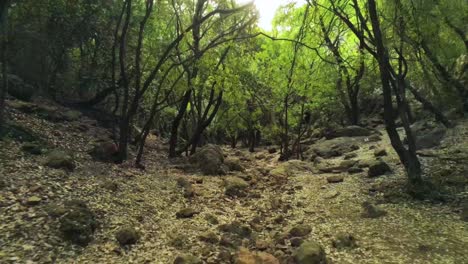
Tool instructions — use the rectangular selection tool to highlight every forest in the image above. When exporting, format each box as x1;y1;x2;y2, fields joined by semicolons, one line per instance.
0;0;467;263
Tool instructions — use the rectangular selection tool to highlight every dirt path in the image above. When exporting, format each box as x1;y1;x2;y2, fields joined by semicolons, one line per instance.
1;103;467;264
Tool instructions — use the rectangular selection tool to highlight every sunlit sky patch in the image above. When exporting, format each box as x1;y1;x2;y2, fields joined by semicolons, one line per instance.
236;0;306;31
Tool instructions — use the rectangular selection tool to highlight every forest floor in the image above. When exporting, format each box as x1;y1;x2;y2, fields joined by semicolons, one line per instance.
0;99;467;264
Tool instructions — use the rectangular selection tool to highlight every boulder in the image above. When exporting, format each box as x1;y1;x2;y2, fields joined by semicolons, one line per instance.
115;227;140;246
190;144;225;175
270;160;314;177
219;221;252;238
224;177;249;197
89;140;119;162
59;200;97;245
224;158;245;172
21;142;44;155
293;240;327;264
234;248;280;264
374;148;387;157
368;160;391;177
26;196;42;206
415;128;446;150
289;225;312;237
268;147;277;154
332;233;357;249
173;255;202;264
325;126;372;139
361;201;387;218
306;137;359;159
327;175;344;184
7;74;35;101
62;110;82;122
45;150;75;171
176;208;199;219
198;231;219;244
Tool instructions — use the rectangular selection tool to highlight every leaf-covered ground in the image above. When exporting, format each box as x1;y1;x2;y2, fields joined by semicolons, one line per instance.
0;102;467;263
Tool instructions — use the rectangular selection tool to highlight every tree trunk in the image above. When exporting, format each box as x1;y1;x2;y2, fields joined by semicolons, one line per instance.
169;89;192;157
0;0;9;132
367;0;422;186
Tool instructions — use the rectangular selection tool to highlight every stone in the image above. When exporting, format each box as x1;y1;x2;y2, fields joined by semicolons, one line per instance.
176;208;199;218
224;158;245;172
415;128;446;150
26;196;42;205
268;148;277;154
344;153;357;160
189;144;225;175
21;142;44;155
219;221;252;238
224;177;249;197
293;240;327;264
45;150;75;171
63;110;82;121
255;239;269;250
89;140;119;162
173;254;202;264
361;201;387;218
306;137;360;159
101;180;118;192
290;237;304;247
326;175;344;183
366;134;382;142
59;200;96;245
289;225;312;238
332;233;357;249
368;161;391;177
374;148;387;157
199;231;219;244
234;247;280;264
325;126;372;139
115;227;140;246
348;167;363;174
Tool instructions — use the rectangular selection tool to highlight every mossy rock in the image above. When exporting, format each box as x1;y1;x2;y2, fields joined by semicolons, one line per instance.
21;142;45;155
293;240;327;264
219;221;252;238
58;200;97;245
332;233;357;249
45;150;75;171
224;177;249;197
0;123;41;142
115;227;140;246
62;110;82;121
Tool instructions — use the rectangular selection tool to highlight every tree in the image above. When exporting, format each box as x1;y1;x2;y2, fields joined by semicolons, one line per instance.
0;0;10;132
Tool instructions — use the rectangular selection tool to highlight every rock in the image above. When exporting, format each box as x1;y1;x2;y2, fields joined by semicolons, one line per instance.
219;221;252;238
325;126;372;139
224;158;245;172
268;148;277;154
190;144;225;175
176;208;199;218
6;74;36;101
361;201;387;218
461;203;468;222
293;240;327;264
289;225;312;238
255;154;266;160
255;239;269;250
366;134;382;142
45;150;75;171
415;128;446;150
224;177;249;197
348;167;363;174
26;196;42;205
89;140;119;162
205;214;219;225
115;227;140;246
59;200;96;245
176;177;191;188
326;175;344;184
63;110;82;121
306;137;360;159
318;160;356;173
344;153;357;160
290;237;304;247
198;231;219;244
270;160;313;177
368;160;391;177
174;254;202;264
101;180;118;192
332;233;357;249
21;142;44;155
234;247;280;264
374;148;387;157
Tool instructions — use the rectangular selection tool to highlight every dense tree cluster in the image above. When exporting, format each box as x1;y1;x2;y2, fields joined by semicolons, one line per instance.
0;0;466;193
